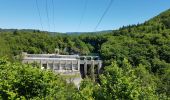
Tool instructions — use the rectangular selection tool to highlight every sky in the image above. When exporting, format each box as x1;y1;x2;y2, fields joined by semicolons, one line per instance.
0;0;170;33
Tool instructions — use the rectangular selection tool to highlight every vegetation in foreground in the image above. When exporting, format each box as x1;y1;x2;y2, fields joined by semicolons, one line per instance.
0;9;170;99
0;58;169;99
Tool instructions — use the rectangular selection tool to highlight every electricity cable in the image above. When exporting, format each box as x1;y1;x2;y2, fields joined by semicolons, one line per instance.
45;0;51;31
36;0;44;31
77;0;88;31
94;0;113;31
52;0;56;32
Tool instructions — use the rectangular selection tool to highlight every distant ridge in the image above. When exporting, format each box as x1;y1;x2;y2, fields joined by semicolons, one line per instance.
66;30;112;34
0;28;112;35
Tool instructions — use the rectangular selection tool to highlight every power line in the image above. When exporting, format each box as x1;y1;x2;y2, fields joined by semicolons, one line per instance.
94;0;113;31
52;0;56;32
45;0;50;31
77;0;88;31
35;0;44;31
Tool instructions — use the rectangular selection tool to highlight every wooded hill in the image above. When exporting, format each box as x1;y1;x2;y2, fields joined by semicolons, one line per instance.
0;9;170;99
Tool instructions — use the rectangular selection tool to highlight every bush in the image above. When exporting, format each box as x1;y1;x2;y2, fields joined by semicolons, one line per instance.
0;58;76;99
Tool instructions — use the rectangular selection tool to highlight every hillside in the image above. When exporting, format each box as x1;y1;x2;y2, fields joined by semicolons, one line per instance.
0;9;170;99
149;9;170;29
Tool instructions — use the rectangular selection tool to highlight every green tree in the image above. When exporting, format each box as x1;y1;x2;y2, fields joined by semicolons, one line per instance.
0;58;76;99
98;59;158;100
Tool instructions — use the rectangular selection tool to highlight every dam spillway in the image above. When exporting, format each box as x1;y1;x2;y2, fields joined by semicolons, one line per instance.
22;52;102;79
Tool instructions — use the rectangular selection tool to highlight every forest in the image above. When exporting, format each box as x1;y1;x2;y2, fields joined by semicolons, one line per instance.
0;9;170;99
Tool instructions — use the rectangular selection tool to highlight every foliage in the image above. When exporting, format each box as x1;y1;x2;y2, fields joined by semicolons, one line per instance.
97;59;159;100
0;58;76;99
72;78;99;100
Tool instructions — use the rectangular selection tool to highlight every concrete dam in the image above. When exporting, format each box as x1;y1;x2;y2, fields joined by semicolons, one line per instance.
22;52;102;79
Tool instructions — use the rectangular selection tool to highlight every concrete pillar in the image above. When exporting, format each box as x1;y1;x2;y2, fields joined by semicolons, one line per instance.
40;60;43;69
65;60;67;71
53;61;55;71
59;61;61;70
78;60;80;71
91;57;93;60
47;62;49;70
84;61;87;77
71;61;74;71
98;61;102;74
91;60;95;80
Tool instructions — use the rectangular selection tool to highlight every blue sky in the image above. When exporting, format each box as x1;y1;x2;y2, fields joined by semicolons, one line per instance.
0;0;170;33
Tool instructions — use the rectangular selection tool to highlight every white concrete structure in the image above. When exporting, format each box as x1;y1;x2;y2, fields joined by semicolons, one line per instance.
22;52;102;78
